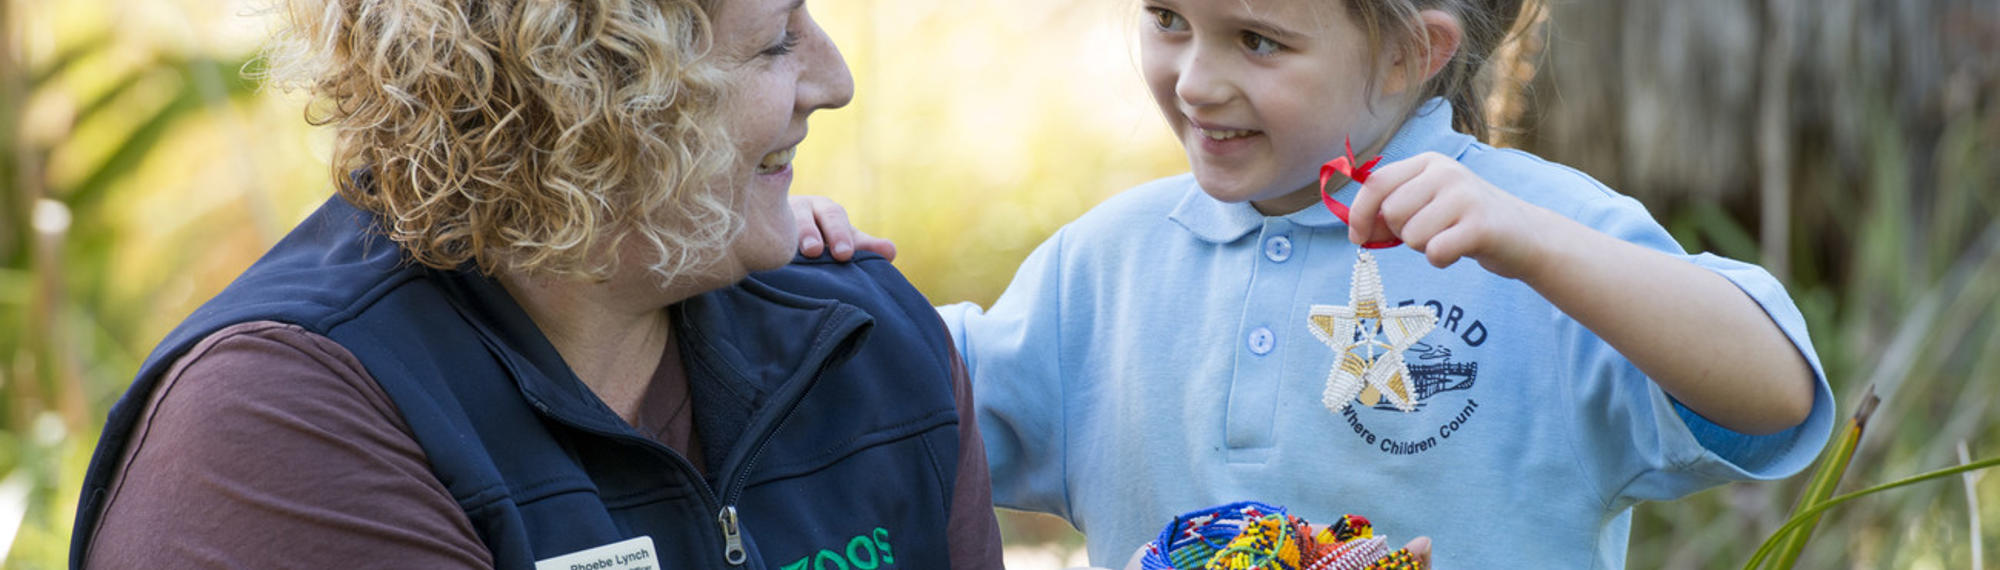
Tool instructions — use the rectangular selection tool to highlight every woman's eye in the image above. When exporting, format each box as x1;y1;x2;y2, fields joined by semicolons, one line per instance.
1147;8;1188;32
761;30;801;57
1241;32;1281;55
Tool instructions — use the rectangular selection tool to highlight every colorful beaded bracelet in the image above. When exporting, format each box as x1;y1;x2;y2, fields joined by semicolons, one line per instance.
1138;502;1419;570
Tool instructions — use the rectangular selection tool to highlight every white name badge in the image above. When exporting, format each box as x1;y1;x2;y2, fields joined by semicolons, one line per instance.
534;536;660;570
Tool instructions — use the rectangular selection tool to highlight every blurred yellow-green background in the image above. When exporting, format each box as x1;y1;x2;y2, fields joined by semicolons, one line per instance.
3;0;1997;567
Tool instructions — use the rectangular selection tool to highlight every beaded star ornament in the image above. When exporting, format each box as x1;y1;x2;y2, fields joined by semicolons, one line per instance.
1309;139;1438;414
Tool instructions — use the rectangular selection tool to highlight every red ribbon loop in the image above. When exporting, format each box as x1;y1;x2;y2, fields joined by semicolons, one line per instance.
1318;138;1398;249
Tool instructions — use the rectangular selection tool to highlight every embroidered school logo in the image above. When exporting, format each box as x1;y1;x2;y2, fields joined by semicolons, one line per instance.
1332;325;1484;457
1396;341;1478;411
1308;254;1487;456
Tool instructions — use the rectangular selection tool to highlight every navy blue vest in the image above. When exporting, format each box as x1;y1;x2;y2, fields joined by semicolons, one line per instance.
73;196;967;569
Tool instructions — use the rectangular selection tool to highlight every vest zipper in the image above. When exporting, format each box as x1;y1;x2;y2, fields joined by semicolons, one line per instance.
717;505;747;565
545;352;837;567
523;406;731;565
713;356;845;565
720;360;833;508
522;305;860;567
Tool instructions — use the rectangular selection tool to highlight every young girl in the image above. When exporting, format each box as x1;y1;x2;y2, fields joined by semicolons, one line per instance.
798;0;1831;567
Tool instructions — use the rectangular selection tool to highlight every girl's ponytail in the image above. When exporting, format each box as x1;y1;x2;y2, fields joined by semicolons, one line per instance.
1349;0;1542;141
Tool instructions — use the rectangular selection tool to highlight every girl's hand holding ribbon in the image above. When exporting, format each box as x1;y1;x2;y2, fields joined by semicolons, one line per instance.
1340;151;1567;281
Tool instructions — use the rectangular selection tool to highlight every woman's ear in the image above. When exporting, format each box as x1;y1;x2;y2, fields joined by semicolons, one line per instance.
1381;9;1464;96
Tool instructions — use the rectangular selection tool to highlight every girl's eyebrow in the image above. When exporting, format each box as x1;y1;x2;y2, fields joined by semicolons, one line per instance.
1222;14;1307;43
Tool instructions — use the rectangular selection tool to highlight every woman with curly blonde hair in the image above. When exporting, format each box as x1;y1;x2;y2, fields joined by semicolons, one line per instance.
69;0;1004;567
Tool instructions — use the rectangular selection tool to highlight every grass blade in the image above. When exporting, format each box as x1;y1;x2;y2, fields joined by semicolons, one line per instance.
1748;388;1878;569
1958;441;1984;570
1747;453;2000;568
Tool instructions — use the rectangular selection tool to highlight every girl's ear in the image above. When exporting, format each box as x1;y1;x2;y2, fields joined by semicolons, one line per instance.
1381;9;1463;96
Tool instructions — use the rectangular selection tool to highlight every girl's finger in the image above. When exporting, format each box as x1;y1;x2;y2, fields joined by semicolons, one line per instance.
1392;187;1458;254
1362;152;1432;189
1349;156;1437;246
791;197;826;257
852;230;899;262
1422;224;1477;269
809;198;858;261
1345;179;1395;246
1403;536;1433;569
1377;166;1449;239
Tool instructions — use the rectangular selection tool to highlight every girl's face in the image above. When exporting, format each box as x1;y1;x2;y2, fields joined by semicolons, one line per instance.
1140;0;1404;214
711;0;853;273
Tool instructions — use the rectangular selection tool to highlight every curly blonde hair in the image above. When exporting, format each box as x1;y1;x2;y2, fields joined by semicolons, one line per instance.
261;0;741;283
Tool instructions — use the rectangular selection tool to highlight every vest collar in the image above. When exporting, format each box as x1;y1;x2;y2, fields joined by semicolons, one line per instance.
432;258;873;444
1167;98;1474;244
673;277;872;478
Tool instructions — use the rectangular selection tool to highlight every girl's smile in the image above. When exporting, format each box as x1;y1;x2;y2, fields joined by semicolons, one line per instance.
1187;116;1266;159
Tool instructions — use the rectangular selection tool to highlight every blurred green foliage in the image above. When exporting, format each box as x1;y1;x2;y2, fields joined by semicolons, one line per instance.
1;0;1995;568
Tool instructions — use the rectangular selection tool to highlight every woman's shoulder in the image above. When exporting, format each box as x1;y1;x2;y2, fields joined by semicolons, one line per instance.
151;321;400;419
86;321;491;567
106;321;414;493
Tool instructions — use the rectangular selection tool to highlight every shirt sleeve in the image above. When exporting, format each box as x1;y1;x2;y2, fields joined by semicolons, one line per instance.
1561;195;1836;507
937;227;1074;520
943;336;1007;569
84;321;494;569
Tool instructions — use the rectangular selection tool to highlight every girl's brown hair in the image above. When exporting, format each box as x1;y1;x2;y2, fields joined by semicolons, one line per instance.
1347;0;1540;140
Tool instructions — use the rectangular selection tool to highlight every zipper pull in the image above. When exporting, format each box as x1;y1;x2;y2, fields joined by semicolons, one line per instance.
717;505;747;565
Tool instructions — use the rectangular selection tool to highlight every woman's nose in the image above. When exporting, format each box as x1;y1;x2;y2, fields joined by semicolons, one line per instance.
799;15;854;114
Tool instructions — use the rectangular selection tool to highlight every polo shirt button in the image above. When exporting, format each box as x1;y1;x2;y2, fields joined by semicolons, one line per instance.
1263;235;1292;263
1247;327;1275;355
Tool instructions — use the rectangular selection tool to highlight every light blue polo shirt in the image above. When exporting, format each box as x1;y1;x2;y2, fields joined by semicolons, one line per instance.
938;99;1833;569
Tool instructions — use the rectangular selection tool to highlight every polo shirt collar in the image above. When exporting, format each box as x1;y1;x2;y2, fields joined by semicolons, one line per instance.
1167;98;1474;244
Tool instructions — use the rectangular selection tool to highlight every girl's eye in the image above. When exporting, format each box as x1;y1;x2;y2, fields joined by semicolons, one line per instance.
1241;32;1281;55
1147;7;1188;32
761;30;802;57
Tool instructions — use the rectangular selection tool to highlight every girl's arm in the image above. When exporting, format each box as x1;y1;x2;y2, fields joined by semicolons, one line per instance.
1347;153;1816;435
1513;210;1815;435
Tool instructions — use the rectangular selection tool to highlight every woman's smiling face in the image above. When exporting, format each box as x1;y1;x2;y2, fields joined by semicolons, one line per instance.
709;0;853;273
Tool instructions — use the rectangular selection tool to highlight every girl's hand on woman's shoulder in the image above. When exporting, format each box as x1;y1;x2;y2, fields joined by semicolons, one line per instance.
790;195;899;262
1345;152;1569;281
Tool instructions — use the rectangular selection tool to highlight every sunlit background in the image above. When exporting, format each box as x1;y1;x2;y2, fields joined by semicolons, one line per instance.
2;0;1997;567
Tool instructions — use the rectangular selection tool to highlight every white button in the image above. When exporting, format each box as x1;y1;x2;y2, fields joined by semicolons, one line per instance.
1247;327;1275;355
1263;235;1292;262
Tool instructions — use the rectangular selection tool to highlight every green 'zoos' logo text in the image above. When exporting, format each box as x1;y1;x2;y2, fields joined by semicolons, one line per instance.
780;527;893;570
